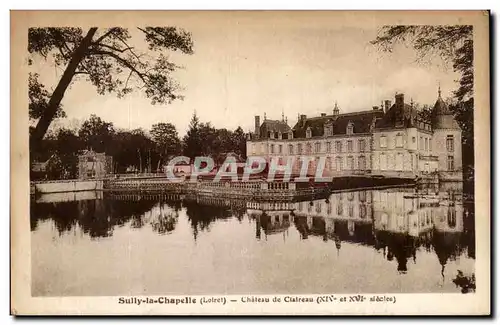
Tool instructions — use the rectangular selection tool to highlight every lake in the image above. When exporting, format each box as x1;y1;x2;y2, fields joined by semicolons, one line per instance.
30;183;475;296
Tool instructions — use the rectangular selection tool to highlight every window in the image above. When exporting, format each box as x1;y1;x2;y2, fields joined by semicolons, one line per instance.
420;136;423;149
297;143;303;154
278;145;282;154
315;142;321;153
380;136;387;148
446;135;454;152
337;203;343;215
347;140;353;152
336;141;342;153
424;138;428;151
358;155;366;170
325;125;333;137
358;139;366;152
269;132;274;139
315;202;322;213
447;156;454;171
380;153;387;170
359;191;366;202
288;144;294;155
429;139;432;151
306;128;312;138
326;142;331;153
278;132;282;140
325;157;331;170
396;153;403;171
335;156;343;171
360;205;367;219
348;205;354;218
412;137;416;143
347;156;354;170
270;144;275;154
396;134;403;147
346;122;354;135
306;143;312;154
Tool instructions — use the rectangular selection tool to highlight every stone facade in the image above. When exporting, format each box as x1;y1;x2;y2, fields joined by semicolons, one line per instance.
246;89;462;180
78;150;113;180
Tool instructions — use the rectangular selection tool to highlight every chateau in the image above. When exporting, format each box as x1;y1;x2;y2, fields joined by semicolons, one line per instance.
246;89;462;181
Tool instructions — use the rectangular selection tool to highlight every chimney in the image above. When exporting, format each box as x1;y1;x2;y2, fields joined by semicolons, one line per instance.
395;93;404;108
254;116;260;138
384;100;391;113
395;93;405;123
321;113;326;117
300;114;307;126
372;106;379;111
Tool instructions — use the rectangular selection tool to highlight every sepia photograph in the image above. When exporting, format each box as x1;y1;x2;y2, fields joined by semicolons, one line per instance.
10;10;490;315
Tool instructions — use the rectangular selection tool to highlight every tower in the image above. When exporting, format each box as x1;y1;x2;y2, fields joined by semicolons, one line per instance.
254;115;261;138
333;102;340;116
431;85;462;177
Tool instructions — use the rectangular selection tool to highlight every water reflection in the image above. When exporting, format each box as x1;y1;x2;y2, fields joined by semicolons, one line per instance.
31;183;474;295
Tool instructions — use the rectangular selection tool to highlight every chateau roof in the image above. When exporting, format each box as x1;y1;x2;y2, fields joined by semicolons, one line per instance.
375;103;418;129
432;96;451;116
292;110;384;138
260;119;292;134
431;93;460;129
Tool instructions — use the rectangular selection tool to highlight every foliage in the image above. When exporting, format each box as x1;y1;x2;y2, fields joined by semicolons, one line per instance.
371;25;473;101
150;122;182;168
78;114;115;153
31;111;249;180
371;25;474;183
452;270;476;294
28;26;194;145
182;112;247;163
29;72;66;121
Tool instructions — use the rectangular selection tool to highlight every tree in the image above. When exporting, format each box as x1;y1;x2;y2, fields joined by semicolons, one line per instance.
29;72;65;121
28;27;194;147
231;126;247;158
182;112;203;159
150;122;181;170
53;128;82;178
78;114;115;153
371;25;474;182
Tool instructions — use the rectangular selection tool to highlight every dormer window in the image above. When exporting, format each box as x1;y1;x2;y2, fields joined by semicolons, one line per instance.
278;131;282;140
324;123;333;137
346;122;354;135
269;131;274;139
288;131;293;139
306;127;312;138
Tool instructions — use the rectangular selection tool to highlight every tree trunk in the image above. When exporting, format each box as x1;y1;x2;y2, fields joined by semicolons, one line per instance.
30;27;98;149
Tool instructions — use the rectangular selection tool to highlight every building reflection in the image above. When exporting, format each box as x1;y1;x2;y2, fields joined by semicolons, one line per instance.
247;201;294;241
247;182;473;275
31;182;474;277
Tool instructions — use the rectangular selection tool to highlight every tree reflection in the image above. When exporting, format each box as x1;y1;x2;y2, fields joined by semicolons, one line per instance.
183;198;234;240
31;197;159;238
148;200;181;235
31;183;475;294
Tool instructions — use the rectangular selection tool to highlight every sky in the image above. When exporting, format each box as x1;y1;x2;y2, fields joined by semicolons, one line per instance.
33;13;460;137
